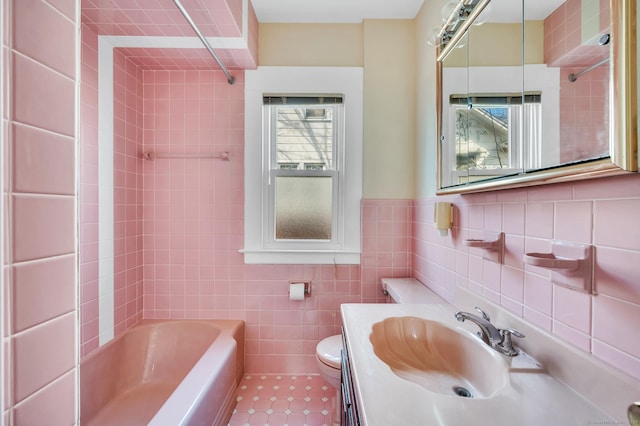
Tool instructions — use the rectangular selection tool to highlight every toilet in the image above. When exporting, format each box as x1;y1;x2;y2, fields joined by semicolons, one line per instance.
316;334;342;387
316;334;343;426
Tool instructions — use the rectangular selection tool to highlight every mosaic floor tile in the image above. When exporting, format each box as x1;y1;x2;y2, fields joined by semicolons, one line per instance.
228;375;336;426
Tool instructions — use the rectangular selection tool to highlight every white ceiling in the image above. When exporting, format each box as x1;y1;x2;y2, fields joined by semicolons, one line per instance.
250;0;566;24
251;0;426;23
491;0;567;23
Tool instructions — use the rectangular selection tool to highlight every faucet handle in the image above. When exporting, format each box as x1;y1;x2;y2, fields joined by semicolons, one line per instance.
502;328;525;339
474;306;490;321
497;328;525;356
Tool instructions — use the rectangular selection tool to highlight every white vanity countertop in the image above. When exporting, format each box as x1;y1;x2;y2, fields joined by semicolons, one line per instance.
341;303;613;426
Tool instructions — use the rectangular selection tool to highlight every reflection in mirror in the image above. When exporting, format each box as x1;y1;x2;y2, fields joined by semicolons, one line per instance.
441;30;470;186
436;0;635;193
542;0;611;165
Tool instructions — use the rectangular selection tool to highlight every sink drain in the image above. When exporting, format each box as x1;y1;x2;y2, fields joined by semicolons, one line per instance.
452;386;473;398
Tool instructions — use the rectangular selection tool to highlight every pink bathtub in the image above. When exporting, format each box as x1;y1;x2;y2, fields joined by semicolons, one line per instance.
80;320;244;426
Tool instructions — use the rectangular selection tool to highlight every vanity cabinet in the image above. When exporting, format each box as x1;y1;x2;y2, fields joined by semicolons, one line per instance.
341;332;362;426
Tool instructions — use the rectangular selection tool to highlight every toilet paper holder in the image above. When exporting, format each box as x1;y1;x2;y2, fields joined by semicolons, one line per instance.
289;280;311;297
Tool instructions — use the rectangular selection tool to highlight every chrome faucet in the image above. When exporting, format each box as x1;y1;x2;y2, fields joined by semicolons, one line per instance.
454;307;525;356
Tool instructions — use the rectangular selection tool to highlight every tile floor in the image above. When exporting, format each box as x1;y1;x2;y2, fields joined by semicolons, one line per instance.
228;375;337;426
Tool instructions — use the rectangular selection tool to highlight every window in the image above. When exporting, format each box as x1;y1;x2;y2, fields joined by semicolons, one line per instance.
448;92;542;184
243;67;363;264
264;96;342;244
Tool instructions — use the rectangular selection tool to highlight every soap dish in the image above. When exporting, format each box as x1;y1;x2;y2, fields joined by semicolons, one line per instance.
523;241;594;294
522;253;579;270
465;232;504;264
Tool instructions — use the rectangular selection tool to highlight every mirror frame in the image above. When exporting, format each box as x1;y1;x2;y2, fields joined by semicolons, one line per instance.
436;0;637;194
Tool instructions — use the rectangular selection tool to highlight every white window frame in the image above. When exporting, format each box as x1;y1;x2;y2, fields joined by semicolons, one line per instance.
243;67;363;264
264;100;343;250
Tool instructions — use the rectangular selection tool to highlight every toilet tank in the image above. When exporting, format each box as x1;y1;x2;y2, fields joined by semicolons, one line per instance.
380;278;446;304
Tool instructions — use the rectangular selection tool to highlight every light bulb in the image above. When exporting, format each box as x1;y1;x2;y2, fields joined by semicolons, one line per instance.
441;0;459;22
426;28;442;47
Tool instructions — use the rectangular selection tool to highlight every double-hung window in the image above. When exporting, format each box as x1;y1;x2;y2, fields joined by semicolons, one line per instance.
243;67;363;264
263;96;343;248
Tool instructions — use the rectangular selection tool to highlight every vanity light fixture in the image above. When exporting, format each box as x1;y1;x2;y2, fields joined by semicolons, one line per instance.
426;0;491;51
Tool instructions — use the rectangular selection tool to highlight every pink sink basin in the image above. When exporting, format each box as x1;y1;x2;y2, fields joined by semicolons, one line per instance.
370;316;509;399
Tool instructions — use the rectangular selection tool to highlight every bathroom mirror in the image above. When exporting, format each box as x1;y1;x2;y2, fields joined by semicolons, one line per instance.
436;0;637;193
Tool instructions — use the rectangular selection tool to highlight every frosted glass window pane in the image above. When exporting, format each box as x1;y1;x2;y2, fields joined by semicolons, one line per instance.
275;107;334;170
275;177;332;240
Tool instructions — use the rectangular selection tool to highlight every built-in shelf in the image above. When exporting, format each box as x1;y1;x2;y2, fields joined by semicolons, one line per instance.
464;232;504;264
523;241;594;294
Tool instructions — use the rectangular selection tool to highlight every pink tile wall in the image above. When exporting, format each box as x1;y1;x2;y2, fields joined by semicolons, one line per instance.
361;199;413;303
80;23;100;357
544;0;610;164
140;70;247;326
80;0;258;70
558;63;609;163
544;0;610;67
139;70;388;374
117;46;257;71
113;49;145;336
81;0;242;37
413;173;640;381
4;0;78;422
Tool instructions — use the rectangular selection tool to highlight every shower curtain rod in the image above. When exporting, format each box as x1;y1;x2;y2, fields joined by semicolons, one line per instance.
172;0;236;85
568;57;609;82
141;151;231;161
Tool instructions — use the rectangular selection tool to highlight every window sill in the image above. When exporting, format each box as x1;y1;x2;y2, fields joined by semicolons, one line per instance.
239;249;361;265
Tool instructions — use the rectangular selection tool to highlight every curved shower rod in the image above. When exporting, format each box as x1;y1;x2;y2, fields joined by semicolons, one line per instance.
172;0;236;85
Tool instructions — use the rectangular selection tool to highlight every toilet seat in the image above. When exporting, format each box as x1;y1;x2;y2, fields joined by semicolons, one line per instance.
316;335;342;369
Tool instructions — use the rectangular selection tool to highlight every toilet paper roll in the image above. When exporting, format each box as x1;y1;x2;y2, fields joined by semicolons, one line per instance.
289;283;306;301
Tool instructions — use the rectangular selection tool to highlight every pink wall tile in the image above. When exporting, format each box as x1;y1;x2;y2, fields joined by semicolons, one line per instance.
12;194;75;262
524;272;553;316
13;370;76;426
593;295;640;359
554;201;593;244
553;320;591;352
45;0;76;22
592;340;640;382
12;313;75;402
500;296;523;317
594;199;640;251
12;255;76;332
502;203;525;235
595;247;640;304
13;0;76;78
524;306;552;332
501;266;524;302
525;202;554;239
12;123;75;195
503;234;524;269
12;53;75;137
553;284;591;333
483;203;502;232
